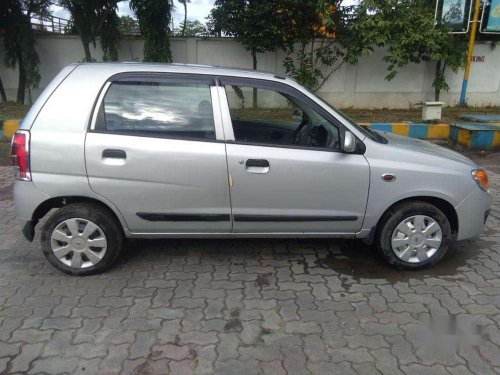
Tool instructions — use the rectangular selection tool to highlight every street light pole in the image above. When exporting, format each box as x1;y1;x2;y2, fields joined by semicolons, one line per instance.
459;0;482;107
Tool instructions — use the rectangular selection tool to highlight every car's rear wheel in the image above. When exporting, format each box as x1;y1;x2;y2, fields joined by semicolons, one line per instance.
376;201;452;269
41;203;123;276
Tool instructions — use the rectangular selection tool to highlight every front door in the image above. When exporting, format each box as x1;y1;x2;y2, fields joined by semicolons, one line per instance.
85;73;232;234
219;78;370;234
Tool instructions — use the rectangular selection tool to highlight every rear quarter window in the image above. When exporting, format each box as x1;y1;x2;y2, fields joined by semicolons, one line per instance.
96;80;215;141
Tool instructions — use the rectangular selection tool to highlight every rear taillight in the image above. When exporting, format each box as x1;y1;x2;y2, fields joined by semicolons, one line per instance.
11;131;31;181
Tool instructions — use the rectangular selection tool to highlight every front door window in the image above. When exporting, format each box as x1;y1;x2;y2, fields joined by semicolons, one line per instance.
225;85;340;150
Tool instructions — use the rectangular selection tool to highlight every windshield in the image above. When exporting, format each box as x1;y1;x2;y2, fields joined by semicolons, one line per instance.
308;91;388;144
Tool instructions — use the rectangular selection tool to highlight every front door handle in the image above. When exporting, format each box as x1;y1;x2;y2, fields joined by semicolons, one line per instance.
245;159;270;174
102;149;126;159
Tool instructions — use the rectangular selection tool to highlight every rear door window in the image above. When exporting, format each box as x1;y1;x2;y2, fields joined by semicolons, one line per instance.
96;78;215;141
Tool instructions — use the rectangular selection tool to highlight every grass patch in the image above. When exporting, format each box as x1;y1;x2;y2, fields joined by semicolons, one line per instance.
0;101;30;121
341;106;500;124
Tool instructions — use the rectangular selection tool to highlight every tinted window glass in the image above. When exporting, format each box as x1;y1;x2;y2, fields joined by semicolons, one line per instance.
308;90;387;144
225;85;340;150
101;81;215;140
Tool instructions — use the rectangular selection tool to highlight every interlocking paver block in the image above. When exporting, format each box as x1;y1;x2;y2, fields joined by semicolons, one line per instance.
0;157;499;373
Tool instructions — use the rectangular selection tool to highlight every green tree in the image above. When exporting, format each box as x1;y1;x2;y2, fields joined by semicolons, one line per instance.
59;0;120;62
0;74;6;102
0;0;50;104
119;15;139;35
357;0;467;100
209;0;287;106
209;0;286;70
175;20;209;37
130;0;174;62
279;0;376;91
178;0;190;36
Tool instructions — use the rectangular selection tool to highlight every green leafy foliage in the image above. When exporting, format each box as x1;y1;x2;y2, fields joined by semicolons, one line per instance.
208;0;287;63
178;0;190;37
59;0;120;62
119;15;139;35
100;7;120;61
0;0;50;103
129;0;173;62
174;20;209;37
279;0;375;91
356;0;467;98
209;0;288;108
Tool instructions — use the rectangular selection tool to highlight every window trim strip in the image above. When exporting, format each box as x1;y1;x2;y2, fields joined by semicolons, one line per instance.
90;81;111;131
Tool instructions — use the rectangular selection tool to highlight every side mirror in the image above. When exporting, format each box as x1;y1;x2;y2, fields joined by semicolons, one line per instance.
343;131;356;153
292;109;303;121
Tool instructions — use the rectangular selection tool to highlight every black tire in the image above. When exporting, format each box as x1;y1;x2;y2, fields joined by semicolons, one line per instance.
41;203;124;276
375;201;452;270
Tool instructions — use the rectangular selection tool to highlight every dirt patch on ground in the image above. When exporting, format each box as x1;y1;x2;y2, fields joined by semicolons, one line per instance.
0;142;11;166
342;106;500;123
465;150;500;174
0;101;29;120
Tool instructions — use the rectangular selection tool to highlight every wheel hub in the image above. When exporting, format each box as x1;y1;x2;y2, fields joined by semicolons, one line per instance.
391;215;442;264
71;238;86;251
50;218;107;269
410;234;424;246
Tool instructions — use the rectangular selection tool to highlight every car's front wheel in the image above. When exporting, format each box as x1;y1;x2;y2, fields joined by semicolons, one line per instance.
41;203;123;276
376;201;452;269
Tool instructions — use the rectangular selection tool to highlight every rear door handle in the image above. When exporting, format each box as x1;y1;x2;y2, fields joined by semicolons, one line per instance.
245;159;270;174
102;149;126;159
246;159;269;168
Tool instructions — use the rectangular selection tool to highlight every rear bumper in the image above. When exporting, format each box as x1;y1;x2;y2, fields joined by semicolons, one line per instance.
455;187;492;241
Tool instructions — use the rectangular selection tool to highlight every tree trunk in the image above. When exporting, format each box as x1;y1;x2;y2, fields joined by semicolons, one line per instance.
83;40;92;62
434;60;441;101
16;47;26;104
0;75;6;102
182;2;187;36
252;49;257;108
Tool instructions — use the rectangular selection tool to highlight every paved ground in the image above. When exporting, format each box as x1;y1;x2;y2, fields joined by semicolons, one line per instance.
0;153;500;375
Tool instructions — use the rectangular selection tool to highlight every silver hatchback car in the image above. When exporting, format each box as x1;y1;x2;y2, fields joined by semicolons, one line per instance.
11;63;491;275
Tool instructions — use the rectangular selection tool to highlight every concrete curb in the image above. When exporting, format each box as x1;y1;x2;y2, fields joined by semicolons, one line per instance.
450;123;500;151
359;122;450;139
360;121;500;150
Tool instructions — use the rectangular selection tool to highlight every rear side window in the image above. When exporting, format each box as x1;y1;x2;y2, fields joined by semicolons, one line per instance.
96;80;215;141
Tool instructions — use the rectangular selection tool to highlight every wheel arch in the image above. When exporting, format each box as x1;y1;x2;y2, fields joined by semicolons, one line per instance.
29;196;128;240
377;196;458;238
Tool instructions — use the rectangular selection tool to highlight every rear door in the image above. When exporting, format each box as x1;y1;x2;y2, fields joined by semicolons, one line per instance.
85;73;232;234
219;77;370;234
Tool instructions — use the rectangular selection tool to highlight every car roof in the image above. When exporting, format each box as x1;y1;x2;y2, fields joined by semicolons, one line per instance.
75;62;290;81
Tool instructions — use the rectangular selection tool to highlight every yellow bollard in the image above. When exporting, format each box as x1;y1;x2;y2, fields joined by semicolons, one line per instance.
2;119;20;141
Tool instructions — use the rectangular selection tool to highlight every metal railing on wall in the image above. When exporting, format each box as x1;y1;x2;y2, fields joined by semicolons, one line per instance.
31;15;70;34
30;15;142;36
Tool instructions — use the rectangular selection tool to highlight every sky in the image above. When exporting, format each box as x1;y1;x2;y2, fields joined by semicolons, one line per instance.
50;0;359;30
